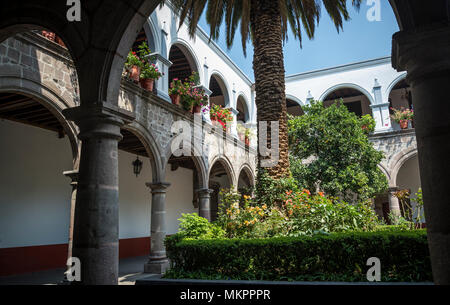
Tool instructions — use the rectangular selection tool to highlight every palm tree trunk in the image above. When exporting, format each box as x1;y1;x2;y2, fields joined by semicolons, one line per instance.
251;0;290;179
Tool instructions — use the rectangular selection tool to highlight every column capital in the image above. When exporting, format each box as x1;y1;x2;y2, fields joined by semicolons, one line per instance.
392;24;450;85
146;182;171;194
63;105;135;140
388;186;400;193
196;188;214;197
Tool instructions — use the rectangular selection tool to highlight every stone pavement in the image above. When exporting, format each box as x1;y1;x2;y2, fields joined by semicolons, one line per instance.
0;256;150;285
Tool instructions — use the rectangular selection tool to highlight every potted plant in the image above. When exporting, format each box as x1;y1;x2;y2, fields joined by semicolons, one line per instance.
210;104;223;125
244;128;254;146
237;124;246;142
191;87;208;114
140;63;162;91
41;31;56;41
125;51;142;83
169;78;184;106
391;107;414;129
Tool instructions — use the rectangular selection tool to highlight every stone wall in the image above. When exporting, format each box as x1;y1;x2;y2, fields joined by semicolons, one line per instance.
370;129;418;187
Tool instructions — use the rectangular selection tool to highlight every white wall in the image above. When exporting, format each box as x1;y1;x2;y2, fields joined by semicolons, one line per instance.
285;58;405;107
0;120;73;248
165;166;197;235
153;4;255;123
118;150;152;239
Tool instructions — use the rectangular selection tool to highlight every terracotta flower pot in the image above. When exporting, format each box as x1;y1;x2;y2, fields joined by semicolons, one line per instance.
140;78;154;91
192;105;202;114
129;65;140;83
42;31;55;41
170;94;181;106
211;116;218;125
399;120;409;129
55;36;66;48
245;137;250;146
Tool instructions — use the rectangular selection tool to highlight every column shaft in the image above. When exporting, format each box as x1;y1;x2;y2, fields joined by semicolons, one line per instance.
63;105;133;285
197;189;213;221
145;182;170;274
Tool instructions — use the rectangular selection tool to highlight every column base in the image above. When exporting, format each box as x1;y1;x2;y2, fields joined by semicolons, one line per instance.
144;259;170;274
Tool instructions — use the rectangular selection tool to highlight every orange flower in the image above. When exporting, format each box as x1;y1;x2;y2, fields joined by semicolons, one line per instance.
318;192;325;197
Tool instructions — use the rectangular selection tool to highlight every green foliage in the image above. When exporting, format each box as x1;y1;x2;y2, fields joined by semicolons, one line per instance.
215;188;381;239
165;230;432;282
177;213;225;240
255;170;299;206
288;100;388;203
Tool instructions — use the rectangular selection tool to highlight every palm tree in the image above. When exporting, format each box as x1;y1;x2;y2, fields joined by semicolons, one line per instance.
166;0;361;179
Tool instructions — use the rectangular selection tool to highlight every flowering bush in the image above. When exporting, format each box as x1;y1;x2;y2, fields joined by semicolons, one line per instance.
125;51;142;69
391;107;414;123
141;63;163;80
215;188;380;239
210;104;233;130
169;72;208;110
169;78;185;96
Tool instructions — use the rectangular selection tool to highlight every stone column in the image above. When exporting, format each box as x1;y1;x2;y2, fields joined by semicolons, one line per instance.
144;182;170;274
63;105;134;285
388;187;401;217
392;24;450;284
197;189;213;221
63;170;79;261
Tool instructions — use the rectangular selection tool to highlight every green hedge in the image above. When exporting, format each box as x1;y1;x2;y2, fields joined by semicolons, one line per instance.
165;230;432;282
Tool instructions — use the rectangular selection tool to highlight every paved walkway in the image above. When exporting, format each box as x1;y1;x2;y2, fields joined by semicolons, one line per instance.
0;256;151;285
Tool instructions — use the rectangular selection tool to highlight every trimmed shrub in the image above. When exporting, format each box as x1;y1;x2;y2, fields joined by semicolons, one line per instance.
165;230;432;282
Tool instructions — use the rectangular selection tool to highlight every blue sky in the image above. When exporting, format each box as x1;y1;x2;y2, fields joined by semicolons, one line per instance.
198;1;399;81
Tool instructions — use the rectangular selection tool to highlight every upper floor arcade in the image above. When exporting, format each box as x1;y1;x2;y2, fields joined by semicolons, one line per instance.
285;56;414;134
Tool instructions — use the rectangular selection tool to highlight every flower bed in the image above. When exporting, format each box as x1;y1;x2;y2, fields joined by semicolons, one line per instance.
165;230;432;282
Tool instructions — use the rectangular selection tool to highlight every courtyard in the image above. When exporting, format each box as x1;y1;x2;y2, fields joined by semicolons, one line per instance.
0;0;449;289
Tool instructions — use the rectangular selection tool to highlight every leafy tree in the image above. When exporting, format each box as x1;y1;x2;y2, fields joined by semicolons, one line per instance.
165;0;362;180
288;100;388;202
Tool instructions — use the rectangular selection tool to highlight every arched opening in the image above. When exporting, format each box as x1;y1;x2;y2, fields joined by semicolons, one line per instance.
0;92;75;276
118;129;155;259
168;44;199;84
166;154;204;233
286;98;304;116
236;96;250;123
396;154;423;222
388;78;413;130
323;87;373;118
209;160;233;222
209;74;229;108
237;166;254;198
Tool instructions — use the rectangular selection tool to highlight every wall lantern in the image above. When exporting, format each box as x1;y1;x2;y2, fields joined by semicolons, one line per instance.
132;156;143;177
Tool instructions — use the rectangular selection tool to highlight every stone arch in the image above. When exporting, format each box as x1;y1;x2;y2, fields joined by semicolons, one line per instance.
386;73;408;97
319;83;376;105
286;94;305;117
237;163;256;187
236;94;250;123
208;155;236;187
162;142;209;189
390;147;419;187
378;163;392;187
168;39;201;84
286;94;304;107
121;122;164;183
209;71;231;108
0;75;79;164
144;15;161;54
